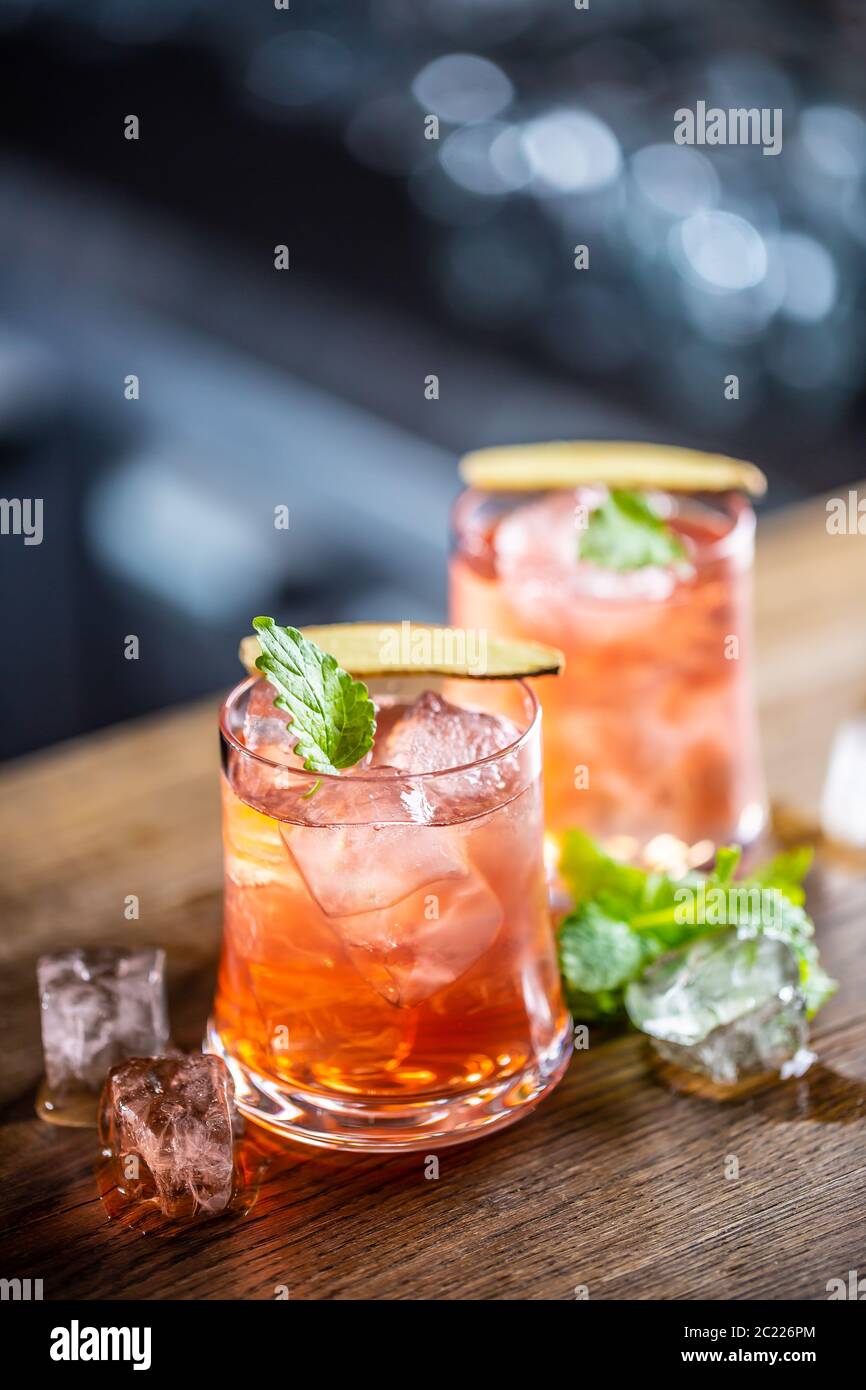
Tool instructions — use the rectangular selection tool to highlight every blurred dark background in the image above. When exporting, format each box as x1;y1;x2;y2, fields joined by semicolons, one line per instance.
1;0;865;758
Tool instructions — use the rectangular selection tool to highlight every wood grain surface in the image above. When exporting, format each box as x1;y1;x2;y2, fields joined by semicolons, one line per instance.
1;489;865;1301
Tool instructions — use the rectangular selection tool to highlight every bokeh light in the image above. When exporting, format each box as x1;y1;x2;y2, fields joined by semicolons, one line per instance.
412;53;513;124
521;109;622;195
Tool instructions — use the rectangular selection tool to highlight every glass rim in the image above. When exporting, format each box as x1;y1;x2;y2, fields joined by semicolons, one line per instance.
452;486;756;566
219;672;541;784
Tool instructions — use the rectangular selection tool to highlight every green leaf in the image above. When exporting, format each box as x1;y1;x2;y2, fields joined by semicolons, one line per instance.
560;904;646;992
709;846;741;887
556;832;836;1025
559;829;647;911
798;953;838;1017
558;904;648;1019
747;845;813;907
252;617;376;774
579;490;687;571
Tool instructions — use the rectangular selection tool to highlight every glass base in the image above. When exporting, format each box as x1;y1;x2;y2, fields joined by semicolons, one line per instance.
205;1021;573;1153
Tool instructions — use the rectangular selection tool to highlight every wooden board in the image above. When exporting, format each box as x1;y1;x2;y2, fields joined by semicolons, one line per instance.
1;489;865;1300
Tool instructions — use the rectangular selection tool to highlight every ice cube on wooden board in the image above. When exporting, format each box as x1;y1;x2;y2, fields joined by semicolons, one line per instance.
99;1055;236;1219
625;931;809;1085
38;948;171;1103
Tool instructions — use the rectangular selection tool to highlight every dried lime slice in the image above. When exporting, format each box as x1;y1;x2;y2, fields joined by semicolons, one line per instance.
459;441;767;497
240;622;564;679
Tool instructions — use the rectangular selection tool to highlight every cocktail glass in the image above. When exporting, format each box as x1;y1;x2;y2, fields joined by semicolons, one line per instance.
450;485;765;863
207;674;572;1150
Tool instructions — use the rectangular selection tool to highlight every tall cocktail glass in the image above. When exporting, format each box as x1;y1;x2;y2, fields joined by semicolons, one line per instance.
450;486;765;863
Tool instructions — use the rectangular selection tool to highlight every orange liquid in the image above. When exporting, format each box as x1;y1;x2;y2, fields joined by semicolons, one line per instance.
450;494;765;853
213;774;568;1103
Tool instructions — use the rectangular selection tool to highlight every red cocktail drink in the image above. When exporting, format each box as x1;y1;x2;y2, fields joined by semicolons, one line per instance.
209;674;571;1149
451;486;765;861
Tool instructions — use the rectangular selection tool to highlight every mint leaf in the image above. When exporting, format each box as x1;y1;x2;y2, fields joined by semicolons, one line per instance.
556;834;836;1023
579;490;687;570
559;904;648;1020
709;846;741;887
559;830;697;941
798;951;838;1016
252;617;376;774
559;828;647;911
748;846;813;907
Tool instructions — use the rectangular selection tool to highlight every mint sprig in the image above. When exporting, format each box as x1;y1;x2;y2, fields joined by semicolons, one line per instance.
579;489;687;570
558;904;648;1021
252;617;376;774
557;832;836;1022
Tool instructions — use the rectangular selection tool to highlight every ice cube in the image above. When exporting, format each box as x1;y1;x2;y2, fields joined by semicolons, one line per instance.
334;869;504;1007
242;679;304;767
820;715;866;848
99;1055;235;1219
279;694;515;993
281;818;468;918
376;691;519;774
38;948;170;1097
780;1047;816;1080
495;490;685;638
625;931;808;1084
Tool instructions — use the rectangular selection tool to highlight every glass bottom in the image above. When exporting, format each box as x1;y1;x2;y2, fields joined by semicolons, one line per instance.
205;1020;573;1153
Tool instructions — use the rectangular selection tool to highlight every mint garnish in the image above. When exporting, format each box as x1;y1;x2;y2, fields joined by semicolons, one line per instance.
558;904;648;1021
252;617;376;774
557;832;836;1021
579;489;687;570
